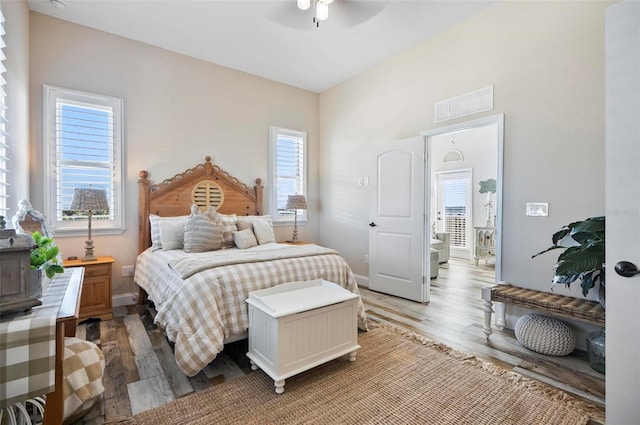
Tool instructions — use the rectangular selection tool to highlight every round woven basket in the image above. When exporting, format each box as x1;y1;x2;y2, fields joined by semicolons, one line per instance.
515;313;575;356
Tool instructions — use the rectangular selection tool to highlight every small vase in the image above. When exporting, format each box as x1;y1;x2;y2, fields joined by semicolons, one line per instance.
586;328;605;374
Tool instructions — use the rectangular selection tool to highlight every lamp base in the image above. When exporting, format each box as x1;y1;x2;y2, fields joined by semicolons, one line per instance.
290;227;299;243
82;239;97;262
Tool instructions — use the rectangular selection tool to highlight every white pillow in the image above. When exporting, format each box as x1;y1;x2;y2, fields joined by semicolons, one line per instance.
236;215;273;230
149;214;188;251
159;219;185;250
252;219;276;245
233;228;258;249
183;205;224;253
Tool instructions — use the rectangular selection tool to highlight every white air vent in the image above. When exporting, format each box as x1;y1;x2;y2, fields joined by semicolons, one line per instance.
435;86;493;123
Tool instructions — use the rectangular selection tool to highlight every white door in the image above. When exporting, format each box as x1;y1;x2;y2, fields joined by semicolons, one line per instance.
605;2;640;422
368;137;427;302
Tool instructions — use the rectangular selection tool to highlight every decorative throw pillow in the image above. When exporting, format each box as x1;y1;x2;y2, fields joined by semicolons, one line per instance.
233;228;258;249
159;219;185;250
183;205;224;253
252;219;276;245
149;214;188;251
219;213;238;249
236;215;273;231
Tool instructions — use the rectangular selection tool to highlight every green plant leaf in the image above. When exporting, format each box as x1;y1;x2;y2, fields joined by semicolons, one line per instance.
45;245;59;261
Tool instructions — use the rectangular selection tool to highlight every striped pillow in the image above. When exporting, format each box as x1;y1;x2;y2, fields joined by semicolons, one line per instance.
183;205;224;253
219;213;238;249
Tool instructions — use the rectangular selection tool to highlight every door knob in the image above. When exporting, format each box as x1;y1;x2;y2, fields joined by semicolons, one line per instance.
369;222;377;227
615;261;640;277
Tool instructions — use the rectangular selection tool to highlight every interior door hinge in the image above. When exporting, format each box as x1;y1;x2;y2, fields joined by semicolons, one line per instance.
423;151;427;161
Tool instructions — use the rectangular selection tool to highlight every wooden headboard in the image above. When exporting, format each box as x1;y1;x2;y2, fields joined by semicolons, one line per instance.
138;156;264;253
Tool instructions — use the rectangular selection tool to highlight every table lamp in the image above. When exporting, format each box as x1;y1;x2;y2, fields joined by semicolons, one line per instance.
286;194;307;243
70;187;109;261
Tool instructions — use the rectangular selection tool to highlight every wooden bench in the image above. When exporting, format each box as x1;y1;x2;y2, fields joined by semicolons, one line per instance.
481;283;605;338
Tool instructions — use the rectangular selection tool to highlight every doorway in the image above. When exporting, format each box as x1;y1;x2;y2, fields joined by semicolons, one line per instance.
422;114;503;283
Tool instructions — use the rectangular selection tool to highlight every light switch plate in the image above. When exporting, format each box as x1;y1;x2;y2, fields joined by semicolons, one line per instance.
526;203;548;217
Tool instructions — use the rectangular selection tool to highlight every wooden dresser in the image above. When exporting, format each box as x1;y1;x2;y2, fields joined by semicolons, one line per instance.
63;256;114;321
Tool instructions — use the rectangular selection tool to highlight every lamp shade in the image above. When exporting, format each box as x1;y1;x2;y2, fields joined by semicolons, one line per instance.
70;188;109;212
286;195;307;210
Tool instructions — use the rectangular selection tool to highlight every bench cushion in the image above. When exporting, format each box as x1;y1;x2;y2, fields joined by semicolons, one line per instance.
491;284;605;326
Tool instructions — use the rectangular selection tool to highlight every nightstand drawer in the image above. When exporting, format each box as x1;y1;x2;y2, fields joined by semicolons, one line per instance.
84;264;111;278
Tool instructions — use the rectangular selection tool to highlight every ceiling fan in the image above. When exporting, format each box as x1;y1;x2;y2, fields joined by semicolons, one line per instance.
269;0;390;31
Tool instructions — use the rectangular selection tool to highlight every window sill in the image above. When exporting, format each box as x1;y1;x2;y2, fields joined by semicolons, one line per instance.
51;227;126;237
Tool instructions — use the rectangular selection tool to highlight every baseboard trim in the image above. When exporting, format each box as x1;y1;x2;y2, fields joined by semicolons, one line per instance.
112;292;137;307
354;273;369;288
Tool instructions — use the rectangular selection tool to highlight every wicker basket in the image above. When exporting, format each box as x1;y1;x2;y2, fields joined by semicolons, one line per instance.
515;313;575;356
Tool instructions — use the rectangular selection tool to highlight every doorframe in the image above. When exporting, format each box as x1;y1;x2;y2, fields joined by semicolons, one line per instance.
421;114;504;282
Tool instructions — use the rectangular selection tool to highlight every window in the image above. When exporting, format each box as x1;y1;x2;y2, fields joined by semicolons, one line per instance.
0;9;8;217
43;85;124;235
436;170;471;249
269;126;307;224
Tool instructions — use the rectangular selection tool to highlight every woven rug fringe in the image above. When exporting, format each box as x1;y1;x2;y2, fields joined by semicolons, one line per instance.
373;320;605;424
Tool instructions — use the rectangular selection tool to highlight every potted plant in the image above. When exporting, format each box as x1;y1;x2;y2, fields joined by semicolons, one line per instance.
532;216;605;298
30;231;64;291
532;216;606;373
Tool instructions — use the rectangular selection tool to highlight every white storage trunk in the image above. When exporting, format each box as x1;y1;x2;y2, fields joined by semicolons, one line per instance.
246;279;360;394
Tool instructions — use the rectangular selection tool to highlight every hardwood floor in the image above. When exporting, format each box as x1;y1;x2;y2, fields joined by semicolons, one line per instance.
72;257;605;424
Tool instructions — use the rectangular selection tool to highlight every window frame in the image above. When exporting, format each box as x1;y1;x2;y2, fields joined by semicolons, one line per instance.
268;125;307;225
43;85;125;236
0;9;8;217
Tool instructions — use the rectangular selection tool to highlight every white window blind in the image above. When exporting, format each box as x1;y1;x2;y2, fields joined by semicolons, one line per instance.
0;9;8;217
43;85;124;235
269;126;307;223
443;178;468;248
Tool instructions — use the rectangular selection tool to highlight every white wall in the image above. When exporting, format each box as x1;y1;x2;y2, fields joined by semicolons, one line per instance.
319;1;607;305
2;0;30;220
29;13;319;297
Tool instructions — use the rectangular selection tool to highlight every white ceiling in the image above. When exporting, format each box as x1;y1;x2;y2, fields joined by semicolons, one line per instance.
27;0;495;93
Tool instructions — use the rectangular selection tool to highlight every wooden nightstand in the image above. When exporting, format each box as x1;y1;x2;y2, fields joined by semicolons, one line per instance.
63;256;115;321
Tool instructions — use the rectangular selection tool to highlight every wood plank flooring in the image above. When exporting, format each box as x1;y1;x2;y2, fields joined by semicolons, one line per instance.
71;257;605;424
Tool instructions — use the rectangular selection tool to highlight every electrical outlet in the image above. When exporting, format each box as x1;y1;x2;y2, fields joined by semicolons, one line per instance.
122;265;135;277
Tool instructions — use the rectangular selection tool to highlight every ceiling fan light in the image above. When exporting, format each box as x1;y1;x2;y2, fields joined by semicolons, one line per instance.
297;0;310;11
316;1;329;21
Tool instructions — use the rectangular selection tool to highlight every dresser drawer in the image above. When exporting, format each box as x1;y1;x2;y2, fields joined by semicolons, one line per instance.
84;264;111;278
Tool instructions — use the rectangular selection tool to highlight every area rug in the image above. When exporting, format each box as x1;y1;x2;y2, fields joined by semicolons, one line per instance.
118;323;603;425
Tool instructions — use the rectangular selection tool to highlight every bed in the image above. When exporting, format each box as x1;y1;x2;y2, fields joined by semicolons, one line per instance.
134;156;368;377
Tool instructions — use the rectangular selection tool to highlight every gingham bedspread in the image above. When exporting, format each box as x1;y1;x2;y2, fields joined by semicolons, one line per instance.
135;243;368;376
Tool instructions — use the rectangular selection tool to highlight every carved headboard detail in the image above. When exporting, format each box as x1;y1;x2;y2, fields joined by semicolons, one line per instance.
138;156;264;253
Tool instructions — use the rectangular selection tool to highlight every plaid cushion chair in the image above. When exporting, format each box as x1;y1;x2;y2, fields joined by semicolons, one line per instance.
62;337;105;422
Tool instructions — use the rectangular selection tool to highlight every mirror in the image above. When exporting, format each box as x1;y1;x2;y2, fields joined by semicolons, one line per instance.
12;199;53;238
